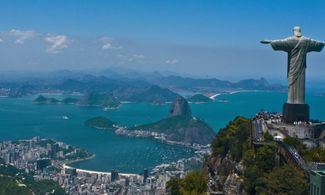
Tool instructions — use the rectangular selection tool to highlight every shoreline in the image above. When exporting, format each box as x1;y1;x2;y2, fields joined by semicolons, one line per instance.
88;124;210;150
59;129;210;175
62;154;96;166
113;127;210;150
62;164;139;177
61;145;210;177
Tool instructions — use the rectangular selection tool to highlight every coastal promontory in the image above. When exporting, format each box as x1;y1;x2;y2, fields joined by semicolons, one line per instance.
187;94;213;103
129;96;215;145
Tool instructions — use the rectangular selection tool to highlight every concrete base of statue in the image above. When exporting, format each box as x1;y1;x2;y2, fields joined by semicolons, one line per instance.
283;103;310;123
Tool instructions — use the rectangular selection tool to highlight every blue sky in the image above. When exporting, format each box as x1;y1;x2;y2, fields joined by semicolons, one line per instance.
1;0;325;81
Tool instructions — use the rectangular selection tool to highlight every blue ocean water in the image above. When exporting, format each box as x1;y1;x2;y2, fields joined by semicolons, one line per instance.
0;91;324;173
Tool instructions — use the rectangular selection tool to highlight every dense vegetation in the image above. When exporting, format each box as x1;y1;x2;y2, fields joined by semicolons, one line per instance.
211;116;251;161
164;117;313;194
213;117;309;194
85;116;117;129
242;144;308;194
0;159;65;195
166;171;208;195
0;176;33;195
304;147;325;162
254;165;308;195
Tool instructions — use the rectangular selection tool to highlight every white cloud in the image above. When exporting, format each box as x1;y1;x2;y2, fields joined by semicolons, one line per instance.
165;58;179;64
132;54;145;59
0;38;3;42
45;35;69;53
9;29;38;44
116;54;146;63
102;42;114;50
99;37;122;50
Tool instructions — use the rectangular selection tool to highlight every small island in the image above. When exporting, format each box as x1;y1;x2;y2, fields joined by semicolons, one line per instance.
33;93;121;109
61;97;79;104
187;94;213;103
33;95;60;104
85;116;118;130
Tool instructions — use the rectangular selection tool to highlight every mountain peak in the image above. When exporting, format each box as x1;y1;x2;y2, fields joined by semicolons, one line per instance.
168;96;192;118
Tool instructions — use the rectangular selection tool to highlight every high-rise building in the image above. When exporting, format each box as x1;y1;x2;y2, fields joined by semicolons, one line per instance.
111;169;119;182
36;158;51;171
51;143;59;158
143;169;149;184
125;178;130;186
4;153;10;164
65;167;77;176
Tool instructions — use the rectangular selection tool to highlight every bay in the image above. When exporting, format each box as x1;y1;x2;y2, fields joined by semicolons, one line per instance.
0;91;324;173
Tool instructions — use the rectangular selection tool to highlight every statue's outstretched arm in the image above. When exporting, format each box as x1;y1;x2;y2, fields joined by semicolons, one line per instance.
308;39;325;52
260;40;272;44
262;38;291;51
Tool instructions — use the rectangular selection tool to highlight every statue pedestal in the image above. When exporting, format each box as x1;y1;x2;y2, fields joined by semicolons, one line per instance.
283;103;309;123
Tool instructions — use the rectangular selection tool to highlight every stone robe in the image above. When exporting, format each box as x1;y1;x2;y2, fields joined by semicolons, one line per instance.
271;36;324;104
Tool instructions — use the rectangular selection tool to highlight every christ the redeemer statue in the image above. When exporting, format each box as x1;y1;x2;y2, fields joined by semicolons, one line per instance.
261;26;325;123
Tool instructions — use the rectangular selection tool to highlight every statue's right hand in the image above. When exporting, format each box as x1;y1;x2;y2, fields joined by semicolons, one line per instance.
260;40;272;44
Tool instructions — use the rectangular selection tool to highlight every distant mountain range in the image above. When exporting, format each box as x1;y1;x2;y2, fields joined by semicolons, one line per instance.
0;69;286;103
0;74;178;104
146;75;285;94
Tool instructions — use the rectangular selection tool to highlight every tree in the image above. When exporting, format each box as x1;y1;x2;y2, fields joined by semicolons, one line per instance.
166;171;208;195
242;149;255;165
255;165;308;195
264;132;273;142
211;117;250;161
243;145;277;194
243;165;262;194
255;145;277;172
303;147;325;162
166;177;182;195
181;171;208;194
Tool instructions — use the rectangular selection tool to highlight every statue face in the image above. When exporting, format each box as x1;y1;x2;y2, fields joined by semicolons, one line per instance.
293;26;302;37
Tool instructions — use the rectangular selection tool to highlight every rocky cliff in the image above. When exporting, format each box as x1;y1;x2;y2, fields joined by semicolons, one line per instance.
204;117;250;194
168;96;192;118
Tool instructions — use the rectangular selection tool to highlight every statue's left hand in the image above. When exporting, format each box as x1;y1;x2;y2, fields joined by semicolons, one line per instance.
260;40;272;44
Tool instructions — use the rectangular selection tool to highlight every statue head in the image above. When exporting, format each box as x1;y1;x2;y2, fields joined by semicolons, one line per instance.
293;26;302;37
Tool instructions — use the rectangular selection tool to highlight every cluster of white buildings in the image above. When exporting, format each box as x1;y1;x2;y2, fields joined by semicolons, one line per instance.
54;153;205;194
0;136;84;172
252;111;325;148
0;136;208;195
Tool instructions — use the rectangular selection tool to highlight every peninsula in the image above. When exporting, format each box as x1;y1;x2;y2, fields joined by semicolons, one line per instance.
85;96;216;146
123;96;215;145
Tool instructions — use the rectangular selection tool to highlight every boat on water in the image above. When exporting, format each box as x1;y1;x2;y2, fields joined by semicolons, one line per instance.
62;115;70;120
